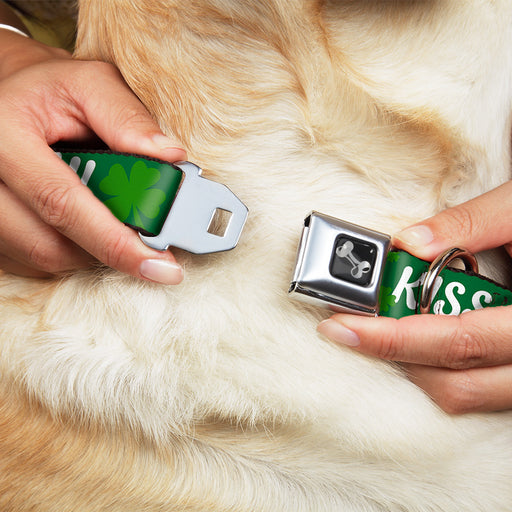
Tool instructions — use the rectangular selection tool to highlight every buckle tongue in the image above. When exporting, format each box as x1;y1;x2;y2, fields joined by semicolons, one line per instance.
140;161;248;254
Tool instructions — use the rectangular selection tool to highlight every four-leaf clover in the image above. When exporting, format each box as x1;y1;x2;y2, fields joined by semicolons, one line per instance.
99;160;167;229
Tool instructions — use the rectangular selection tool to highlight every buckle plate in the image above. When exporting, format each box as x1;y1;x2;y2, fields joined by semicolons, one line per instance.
289;212;391;316
140;161;248;254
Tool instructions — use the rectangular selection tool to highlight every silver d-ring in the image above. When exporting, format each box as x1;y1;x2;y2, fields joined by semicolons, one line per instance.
417;247;478;314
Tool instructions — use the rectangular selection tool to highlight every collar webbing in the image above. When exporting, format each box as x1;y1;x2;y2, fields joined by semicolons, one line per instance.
379;250;512;318
57;150;182;236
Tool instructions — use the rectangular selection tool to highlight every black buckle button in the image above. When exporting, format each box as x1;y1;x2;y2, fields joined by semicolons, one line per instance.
330;236;377;287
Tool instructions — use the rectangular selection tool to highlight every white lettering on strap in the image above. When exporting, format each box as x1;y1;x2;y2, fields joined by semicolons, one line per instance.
392;266;423;311
65;155;96;185
69;156;81;173
463;290;493;313
435;285;493;315
392;265;446;312
81;160;96;186
434;281;465;315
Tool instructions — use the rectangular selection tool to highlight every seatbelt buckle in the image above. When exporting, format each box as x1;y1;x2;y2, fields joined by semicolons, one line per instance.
140;161;248;254
289;212;391;316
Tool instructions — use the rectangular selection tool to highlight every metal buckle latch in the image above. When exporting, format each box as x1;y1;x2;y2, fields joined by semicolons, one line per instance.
289;212;391;316
140;161;248;254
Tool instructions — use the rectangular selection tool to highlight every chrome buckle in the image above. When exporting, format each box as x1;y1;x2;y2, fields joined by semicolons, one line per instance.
140;161;248;254
289;212;391;316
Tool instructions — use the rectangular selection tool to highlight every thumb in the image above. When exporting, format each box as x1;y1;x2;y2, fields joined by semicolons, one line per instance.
71;61;187;163
392;181;512;260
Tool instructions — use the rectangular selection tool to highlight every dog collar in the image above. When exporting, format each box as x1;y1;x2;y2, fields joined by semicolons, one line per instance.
289;211;512;318
56;150;248;254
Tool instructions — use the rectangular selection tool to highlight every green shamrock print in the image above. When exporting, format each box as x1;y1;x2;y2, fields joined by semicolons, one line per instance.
99;160;167;230
378;285;396;314
386;251;401;263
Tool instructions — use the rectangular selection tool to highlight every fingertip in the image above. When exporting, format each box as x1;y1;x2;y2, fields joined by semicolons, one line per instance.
317;318;360;347
139;257;184;285
114;227;186;285
392;224;440;260
113;131;187;164
149;134;187;161
393;224;433;248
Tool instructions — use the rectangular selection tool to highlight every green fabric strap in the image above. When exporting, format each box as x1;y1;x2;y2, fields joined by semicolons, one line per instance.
379;250;512;318
57;150;183;236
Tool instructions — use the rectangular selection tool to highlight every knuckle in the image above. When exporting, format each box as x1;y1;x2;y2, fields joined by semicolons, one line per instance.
109;110;158;155
375;338;398;360
441;203;477;242
114;104;152;132
33;182;79;231
67;61;123;105
442;318;487;369
77;60;119;81
436;371;483;414
28;238;65;274
101;232;131;271
374;326;403;361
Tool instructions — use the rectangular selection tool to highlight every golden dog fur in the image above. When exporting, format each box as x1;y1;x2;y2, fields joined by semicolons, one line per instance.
1;0;512;510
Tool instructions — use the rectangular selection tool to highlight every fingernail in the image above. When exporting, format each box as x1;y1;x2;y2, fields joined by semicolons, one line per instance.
394;225;434;248
139;259;184;285
317;319;360;347
151;134;187;159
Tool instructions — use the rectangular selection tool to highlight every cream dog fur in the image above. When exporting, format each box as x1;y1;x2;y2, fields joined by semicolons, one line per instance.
1;0;512;510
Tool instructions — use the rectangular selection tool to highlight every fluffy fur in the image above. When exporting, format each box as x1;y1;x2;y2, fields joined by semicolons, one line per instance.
1;0;512;510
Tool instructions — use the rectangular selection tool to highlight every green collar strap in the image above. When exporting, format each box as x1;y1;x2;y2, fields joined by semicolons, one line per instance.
379;249;512;318
289;211;512;318
56;150;248;254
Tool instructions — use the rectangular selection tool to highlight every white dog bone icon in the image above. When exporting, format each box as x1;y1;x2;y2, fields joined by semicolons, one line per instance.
336;240;372;279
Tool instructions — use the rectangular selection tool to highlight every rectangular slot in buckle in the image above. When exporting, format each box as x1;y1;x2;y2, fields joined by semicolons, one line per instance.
140;161;248;254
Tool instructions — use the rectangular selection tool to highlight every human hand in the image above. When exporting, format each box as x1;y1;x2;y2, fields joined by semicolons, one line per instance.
318;180;512;414
0;30;186;282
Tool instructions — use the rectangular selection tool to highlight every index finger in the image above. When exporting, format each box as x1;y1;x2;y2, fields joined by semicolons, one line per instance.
1;139;183;283
393;180;512;261
317;306;512;370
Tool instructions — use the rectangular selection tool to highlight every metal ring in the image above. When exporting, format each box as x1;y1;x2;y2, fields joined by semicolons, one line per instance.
417;247;478;314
